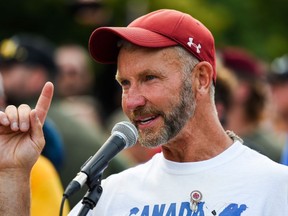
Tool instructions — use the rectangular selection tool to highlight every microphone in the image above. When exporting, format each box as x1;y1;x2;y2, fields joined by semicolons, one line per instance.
63;121;138;198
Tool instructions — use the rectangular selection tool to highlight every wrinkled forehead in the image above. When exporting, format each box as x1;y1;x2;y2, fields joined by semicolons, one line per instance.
116;46;187;83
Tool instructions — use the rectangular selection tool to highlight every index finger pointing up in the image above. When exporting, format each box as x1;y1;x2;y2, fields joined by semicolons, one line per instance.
35;82;54;125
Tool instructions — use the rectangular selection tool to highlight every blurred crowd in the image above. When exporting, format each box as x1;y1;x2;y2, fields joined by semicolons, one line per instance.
0;9;287;216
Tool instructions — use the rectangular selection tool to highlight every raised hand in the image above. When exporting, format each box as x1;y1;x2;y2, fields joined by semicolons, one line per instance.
0;82;54;171
0;82;54;215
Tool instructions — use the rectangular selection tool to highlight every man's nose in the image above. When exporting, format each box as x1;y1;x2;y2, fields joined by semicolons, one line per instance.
123;86;146;111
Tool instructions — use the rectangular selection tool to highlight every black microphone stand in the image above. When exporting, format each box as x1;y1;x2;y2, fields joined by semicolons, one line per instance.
77;173;103;216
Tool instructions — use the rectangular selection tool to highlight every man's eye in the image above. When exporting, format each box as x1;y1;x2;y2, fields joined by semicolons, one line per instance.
145;75;156;81
120;80;130;86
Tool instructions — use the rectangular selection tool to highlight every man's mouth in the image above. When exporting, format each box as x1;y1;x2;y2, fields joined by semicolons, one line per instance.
135;115;158;125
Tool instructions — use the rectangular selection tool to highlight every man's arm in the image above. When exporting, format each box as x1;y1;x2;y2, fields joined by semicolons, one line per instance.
0;168;31;215
0;82;54;215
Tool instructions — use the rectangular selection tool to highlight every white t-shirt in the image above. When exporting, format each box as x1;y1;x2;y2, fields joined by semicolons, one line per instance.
69;141;288;216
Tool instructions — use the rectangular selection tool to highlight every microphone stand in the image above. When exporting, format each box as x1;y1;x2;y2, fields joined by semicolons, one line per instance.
77;173;103;216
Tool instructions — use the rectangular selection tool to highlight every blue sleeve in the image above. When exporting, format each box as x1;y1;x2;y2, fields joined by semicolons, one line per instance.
42;117;65;171
280;135;288;166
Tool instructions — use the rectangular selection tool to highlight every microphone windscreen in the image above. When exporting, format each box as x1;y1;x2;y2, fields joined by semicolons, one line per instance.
111;121;138;148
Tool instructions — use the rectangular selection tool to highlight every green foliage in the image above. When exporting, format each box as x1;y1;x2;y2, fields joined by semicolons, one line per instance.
0;0;93;45
0;0;286;61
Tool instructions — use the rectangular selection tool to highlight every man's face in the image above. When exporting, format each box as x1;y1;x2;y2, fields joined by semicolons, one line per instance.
271;83;288;127
117;45;196;148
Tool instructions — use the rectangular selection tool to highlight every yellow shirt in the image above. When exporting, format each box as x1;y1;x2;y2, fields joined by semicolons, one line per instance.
31;156;70;216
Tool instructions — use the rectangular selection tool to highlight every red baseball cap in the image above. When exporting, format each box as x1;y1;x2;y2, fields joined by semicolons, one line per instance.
89;9;216;83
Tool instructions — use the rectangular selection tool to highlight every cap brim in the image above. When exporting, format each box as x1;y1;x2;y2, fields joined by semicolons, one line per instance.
89;27;178;64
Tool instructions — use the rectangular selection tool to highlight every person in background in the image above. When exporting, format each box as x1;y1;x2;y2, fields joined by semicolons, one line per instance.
55;44;105;135
219;47;283;162
267;54;288;165
0;33;65;171
214;58;238;127
0;36;131;208
0;74;69;215
55;44;95;98
52;43;132;207
0;9;288;216
31;155;70;215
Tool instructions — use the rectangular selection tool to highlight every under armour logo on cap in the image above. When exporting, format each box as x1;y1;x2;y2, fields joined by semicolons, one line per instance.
187;37;201;54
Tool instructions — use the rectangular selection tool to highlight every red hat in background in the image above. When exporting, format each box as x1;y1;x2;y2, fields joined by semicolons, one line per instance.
219;47;264;78
89;9;217;83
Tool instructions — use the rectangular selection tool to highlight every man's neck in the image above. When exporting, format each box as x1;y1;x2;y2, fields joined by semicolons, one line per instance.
161;113;233;162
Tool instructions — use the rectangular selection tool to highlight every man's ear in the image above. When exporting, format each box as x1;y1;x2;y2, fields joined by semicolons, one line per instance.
192;61;213;93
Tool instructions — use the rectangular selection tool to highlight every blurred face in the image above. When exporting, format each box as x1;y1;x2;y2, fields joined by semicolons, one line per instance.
56;47;93;97
0;64;33;104
117;45;196;148
271;83;288;126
